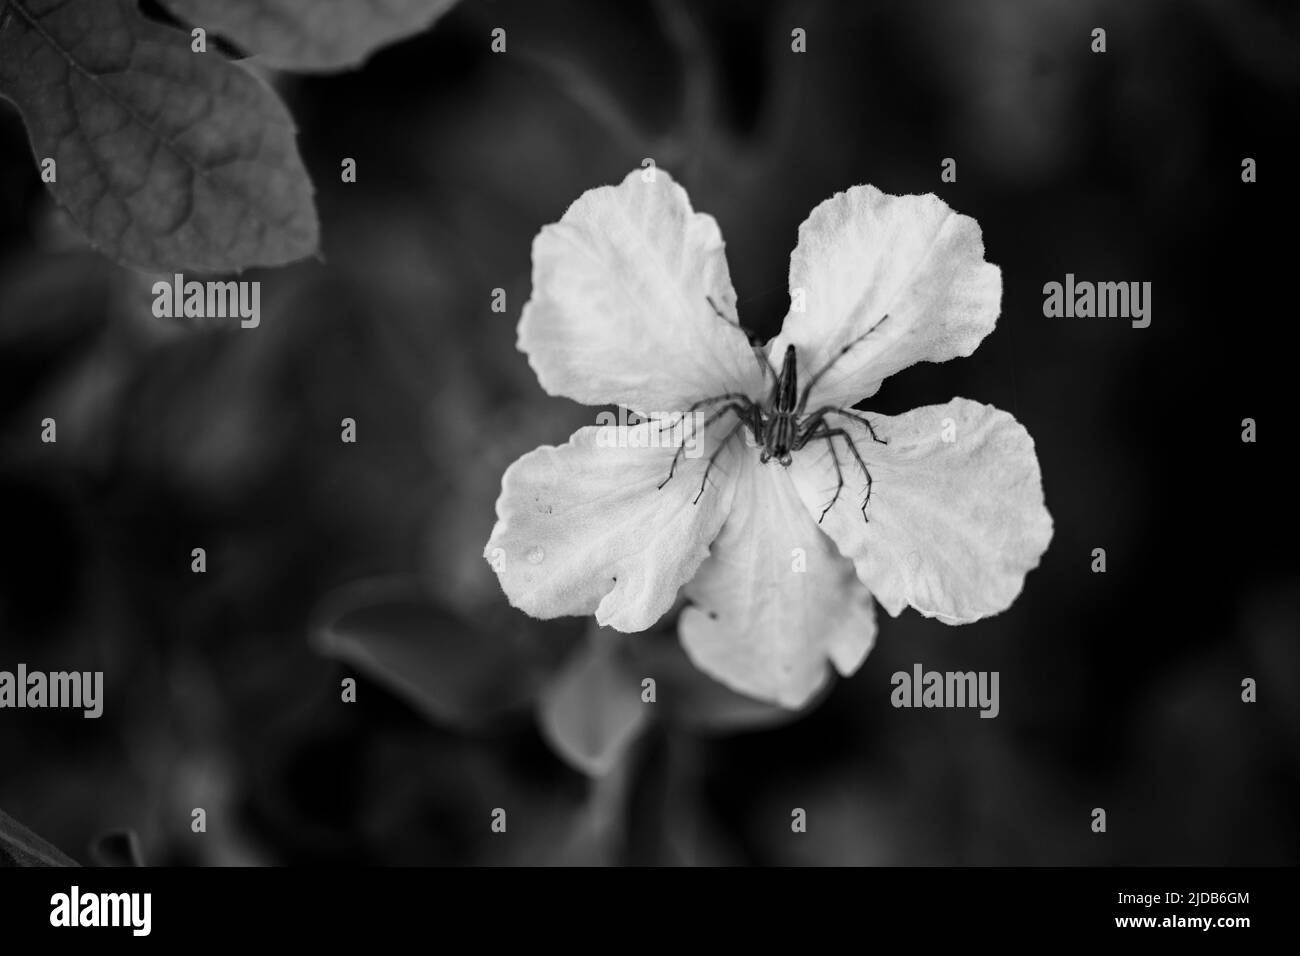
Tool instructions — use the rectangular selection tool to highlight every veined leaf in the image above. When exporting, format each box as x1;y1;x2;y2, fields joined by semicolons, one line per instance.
0;0;318;273
159;0;458;72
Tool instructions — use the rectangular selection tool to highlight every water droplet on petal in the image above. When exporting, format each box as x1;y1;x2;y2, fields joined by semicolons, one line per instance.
526;546;545;565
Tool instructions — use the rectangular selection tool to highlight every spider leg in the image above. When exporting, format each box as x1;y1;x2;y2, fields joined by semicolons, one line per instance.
705;294;778;385
705;294;737;325
807;425;846;525
803;405;888;444
693;419;745;505
706;294;757;342
795;408;830;445
795;313;891;414
753;345;779;386
811;425;875;523
657;393;753;434
658;402;748;490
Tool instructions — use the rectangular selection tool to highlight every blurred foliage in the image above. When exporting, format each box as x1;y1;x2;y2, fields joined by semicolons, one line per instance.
0;0;1297;865
0;807;79;865
157;0;460;73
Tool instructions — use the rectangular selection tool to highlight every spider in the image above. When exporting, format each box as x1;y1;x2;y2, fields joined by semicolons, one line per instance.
657;299;889;524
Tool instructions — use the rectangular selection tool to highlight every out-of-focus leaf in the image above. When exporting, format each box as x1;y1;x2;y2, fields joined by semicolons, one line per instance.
159;0;459;72
0;807;80;866
0;0;318;273
0;252;112;420
1245;580;1300;746
538;627;649;777
0;252;110;348
311;577;548;729
624;630;812;735
89;829;145;867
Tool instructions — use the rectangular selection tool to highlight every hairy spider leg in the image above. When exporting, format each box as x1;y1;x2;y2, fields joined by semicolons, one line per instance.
657;393;754;435
658;402;753;490
693;419;747;505
812;429;847;525
800;424;876;522
753;345;779;386
705;294;738;326
794;313;891;415
705;294;780;386
800;406;889;445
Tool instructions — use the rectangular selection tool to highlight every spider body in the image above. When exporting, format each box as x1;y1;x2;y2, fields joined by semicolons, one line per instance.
656;307;891;524
759;345;800;466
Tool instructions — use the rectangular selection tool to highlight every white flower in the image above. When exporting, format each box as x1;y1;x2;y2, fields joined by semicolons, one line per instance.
484;169;1052;709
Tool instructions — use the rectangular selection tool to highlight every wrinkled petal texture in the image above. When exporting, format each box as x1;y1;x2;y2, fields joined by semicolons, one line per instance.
790;399;1052;623
680;448;876;709
518;169;764;414
770;187;1001;408
485;423;737;632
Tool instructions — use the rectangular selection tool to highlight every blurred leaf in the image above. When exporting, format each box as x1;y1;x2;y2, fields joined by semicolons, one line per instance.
538;627;649;777
0;807;80;866
0;0;318;273
624;630;810;735
1244;579;1300;746
0;252;109;348
0;251;112;419
89;829;145;867
311;577;547;729
159;0;459;72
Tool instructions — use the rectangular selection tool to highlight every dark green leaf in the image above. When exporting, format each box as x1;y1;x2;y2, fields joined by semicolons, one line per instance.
0;807;80;866
159;0;458;72
0;0;318;273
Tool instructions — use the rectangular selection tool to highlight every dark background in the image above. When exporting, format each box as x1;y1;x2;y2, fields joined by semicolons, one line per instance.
0;0;1296;865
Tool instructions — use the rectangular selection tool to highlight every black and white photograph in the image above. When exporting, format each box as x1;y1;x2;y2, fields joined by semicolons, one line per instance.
0;0;1295;937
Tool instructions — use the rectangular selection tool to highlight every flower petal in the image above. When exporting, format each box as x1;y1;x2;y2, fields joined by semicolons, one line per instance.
485;423;739;632
769;186;1001;408
519;169;764;413
679;452;877;709
620;629;806;735
789;399;1052;623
